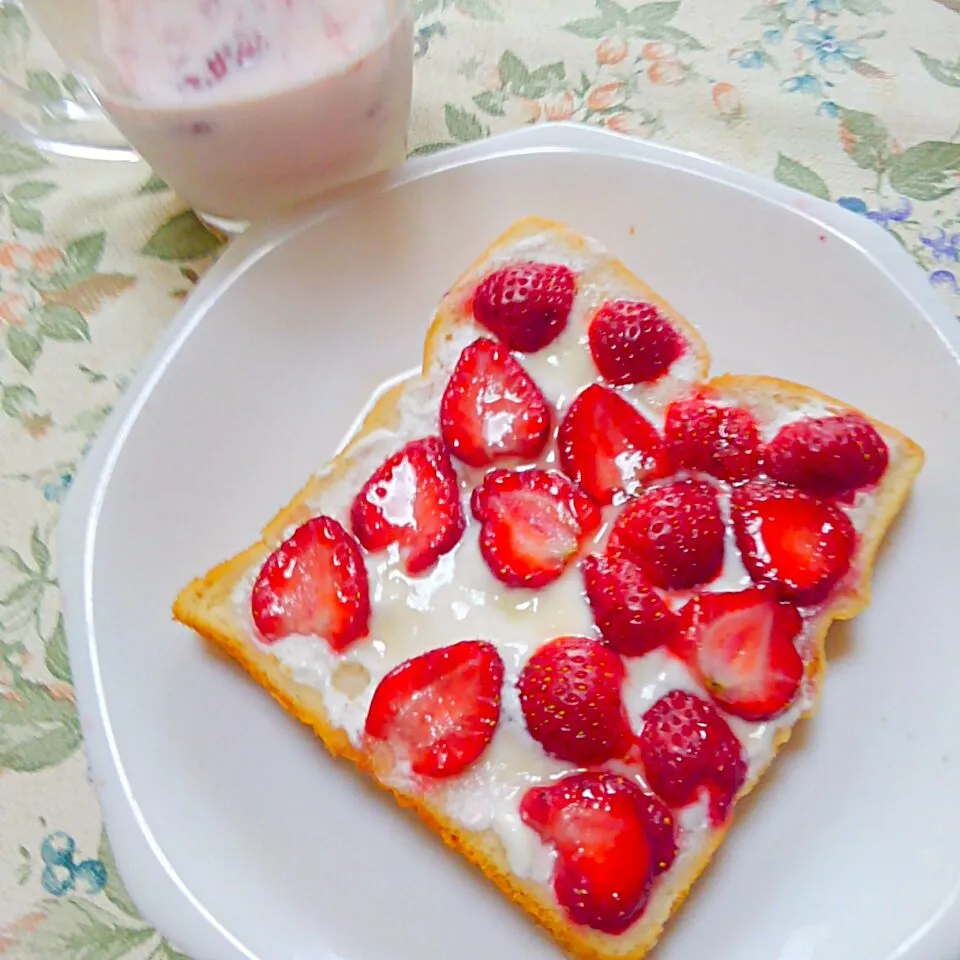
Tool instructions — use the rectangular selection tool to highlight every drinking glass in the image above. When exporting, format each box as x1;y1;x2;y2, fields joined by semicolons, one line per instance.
0;0;415;228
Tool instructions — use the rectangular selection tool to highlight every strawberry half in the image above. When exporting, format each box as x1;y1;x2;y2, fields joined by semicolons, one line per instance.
607;478;725;590
472;261;577;353
678;589;804;722
558;385;670;505
765;413;889;495
637;689;747;825
732;480;856;605
364;640;504;778
471;469;602;588
440;337;551;468
582;554;679;656
664;395;763;482
517;635;631;765
350;436;465;576
588;299;685;385
251;516;371;650
520;772;677;934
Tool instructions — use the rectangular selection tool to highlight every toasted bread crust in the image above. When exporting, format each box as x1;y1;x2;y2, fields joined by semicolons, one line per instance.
173;217;923;960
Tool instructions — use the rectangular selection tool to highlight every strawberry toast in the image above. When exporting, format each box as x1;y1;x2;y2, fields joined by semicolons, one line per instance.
173;216;923;960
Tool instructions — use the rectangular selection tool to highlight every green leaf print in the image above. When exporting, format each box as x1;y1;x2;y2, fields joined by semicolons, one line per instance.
150;942;192;960
0;382;38;420
0;136;47;176
563;0;629;38
444;103;485;142
39;304;91;342
842;0;892;14
30;525;50;576
839;108;890;173
497;51;566;98
98;830;141;919
473;90;506;116
774;155;831;201
454;0;498;18
915;50;960;88
0;546;32;574
9;180;56;202
0;899;153;960
743;2;792;29
0;679;80;772
45;615;72;684
141;210;224;261
26;69;61;101
138;173;170;194
7;326;42;372
889;142;960;201
10;204;44;233
66;232;107;276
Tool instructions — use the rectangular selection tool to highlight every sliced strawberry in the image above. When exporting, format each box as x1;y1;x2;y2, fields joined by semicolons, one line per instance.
679;589;804;721
472;261;576;353
607;478;725;590
440;337;551;468
582;554;679;656
471;469;601;588
588;299;685;385
350;436;465;576
364;640;504;778
517;635;630;765
520;772;676;934
665;395;763;482
765;413;889;495
637;689;747;825
251;516;370;650
557;385;670;505
732;480;856;605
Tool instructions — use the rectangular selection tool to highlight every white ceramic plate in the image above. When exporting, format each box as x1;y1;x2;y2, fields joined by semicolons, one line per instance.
60;123;960;960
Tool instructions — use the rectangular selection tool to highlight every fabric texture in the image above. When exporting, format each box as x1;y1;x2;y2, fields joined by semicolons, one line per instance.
0;1;958;956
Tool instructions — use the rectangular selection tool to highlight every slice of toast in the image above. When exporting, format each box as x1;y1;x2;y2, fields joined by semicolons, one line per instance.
173;216;923;960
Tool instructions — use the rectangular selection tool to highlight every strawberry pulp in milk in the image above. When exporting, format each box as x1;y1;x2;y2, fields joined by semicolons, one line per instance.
97;0;413;220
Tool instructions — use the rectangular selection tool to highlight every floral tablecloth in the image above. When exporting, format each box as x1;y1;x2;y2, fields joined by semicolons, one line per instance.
0;1;957;957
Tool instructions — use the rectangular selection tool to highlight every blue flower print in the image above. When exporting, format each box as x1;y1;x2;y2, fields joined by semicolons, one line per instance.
781;73;823;95
787;0;844;15
865;196;912;229
795;25;865;72
737;49;766;69
763;29;783;45
920;228;960;263
817;100;839;118
38;831;107;898
41;469;74;504
836;196;913;231
930;270;959;295
837;196;868;215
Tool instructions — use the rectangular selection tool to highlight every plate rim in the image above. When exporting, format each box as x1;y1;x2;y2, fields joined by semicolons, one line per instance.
57;121;960;960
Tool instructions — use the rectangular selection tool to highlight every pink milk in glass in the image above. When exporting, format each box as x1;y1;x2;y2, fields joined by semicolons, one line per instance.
96;0;413;221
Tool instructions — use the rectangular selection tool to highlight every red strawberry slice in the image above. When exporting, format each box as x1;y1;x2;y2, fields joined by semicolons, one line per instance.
607;478;725;590
364;640;504;779
588;299;685;385
520;772;677;934
350;436;465;576
440;337;551;468
679;589;804;722
665;395;763;482
558;385;670;505
471;469;602;588
765;413;889;495
517;635;630;765
473;261;577;353
582;554;679;656
732;481;856;605
252;516;371;650
637;689;747;825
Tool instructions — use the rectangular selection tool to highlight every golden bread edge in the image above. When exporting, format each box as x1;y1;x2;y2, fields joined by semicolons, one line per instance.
172;217;924;960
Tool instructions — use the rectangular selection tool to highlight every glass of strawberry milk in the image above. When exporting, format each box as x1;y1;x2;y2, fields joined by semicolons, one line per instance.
16;0;414;229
